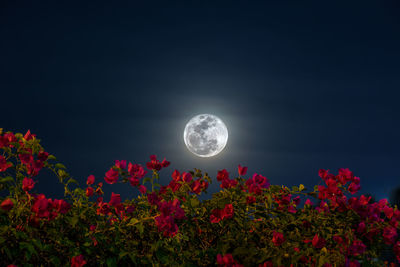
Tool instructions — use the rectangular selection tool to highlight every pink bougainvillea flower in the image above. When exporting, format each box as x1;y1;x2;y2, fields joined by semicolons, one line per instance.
217;169;229;181
305;199;314;206
216;253;243;267
23;129;35;141
53;199;71;214
172;169;181;181
238;164;248;176
109;192;121;207
161;158;170;168
312;234;326;249
210;208;224;223
246;195;256;205
272;231;285;246
383;226;398;245
356;221;366;234
223;204;234;219
147;192;161;206
191;180;202;194
337;168;354;184
129;177;139;187
259;261;273;267
114;160;127;169
71;254;87;267
86;175;95;185
104;168;119;184
146;155;162;171
1;198;14;211
127;163;146;178
31;194;51;218
0;155;12;172
182;172;192;183
19;153;33;165
384;206;394;219
89;225;96;231
126;204;135;213
253;173;270;188
22;177;35;192
138;185;147;194
37;151;49;161
155;214;179;237
348;182;360;194
7;265;18;267
348;239;366;256
97;202;111;216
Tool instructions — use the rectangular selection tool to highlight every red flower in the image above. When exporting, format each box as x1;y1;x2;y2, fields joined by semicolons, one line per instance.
238;164;248;176
128;163;146;178
23;130;35;141
104;168;119;184
312;234;326;249
172;169;181;181
1;198;14;211
37;151;49;161
223;204;234;219
182;172;192;183
348;182;360;194
22;177;35;192
19;153;33;165
129;177;139;187
71;254;87;267
0;155;12;172
86;175;95;185
210;208;224;223
246;196;256;204
217;253;243;267
347;239;366;256
161;158;170;168
115;160;127;169
146;155;162;171
53;199;71;214
138;185;147;194
272;231;285;246
191;180;202;194
31;195;51;218
383;226;398;245
90;225;96;231
217;169;229;181
155;214;178;237
109;192;121;207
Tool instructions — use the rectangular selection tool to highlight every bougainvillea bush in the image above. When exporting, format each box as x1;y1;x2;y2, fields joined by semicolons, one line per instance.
1;129;400;267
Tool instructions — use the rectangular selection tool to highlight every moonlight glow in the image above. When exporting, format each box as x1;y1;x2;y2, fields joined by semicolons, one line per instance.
183;114;228;157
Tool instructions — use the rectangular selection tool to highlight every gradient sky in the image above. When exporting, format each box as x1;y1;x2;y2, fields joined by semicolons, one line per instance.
1;0;399;202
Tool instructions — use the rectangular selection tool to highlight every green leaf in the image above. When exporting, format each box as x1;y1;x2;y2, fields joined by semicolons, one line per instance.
119;251;129;259
190;198;200;207
106;257;117;267
142;177;152;183
70;216;79;227
55;163;66;169
47;155;56;161
0;176;14;184
299;184;305;191
67;178;78;185
135;223;144;235
128;218;139;226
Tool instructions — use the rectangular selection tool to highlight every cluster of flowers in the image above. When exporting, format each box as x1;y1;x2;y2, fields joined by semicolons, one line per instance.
1;129;400;266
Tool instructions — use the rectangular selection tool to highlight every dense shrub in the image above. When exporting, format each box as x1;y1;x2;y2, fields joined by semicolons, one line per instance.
1;129;400;266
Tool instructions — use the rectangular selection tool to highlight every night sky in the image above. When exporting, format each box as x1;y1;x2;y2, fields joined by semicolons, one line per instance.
1;1;399;203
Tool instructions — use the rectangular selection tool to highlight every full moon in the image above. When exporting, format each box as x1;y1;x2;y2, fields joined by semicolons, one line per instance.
183;114;228;157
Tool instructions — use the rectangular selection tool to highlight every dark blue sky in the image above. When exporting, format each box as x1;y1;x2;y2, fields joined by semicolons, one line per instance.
1;0;399;202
